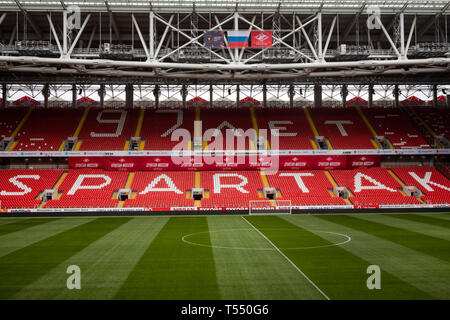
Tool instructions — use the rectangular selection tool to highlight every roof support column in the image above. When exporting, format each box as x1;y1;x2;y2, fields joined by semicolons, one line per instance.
99;84;105;108
209;84;213;108
288;85;294;108
153;85;160;109
262;84;267;108
433;84;438;108
368;84;374;108
236;85;240;109
314;84;322;108
42;84;49;108
126;84;133;109
181;85;187;109
2;84;6;109
341;84;348;108
394;85;400;108
72;84;76;108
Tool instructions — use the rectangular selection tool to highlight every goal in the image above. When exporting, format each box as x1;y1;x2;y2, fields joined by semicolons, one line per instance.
249;200;292;215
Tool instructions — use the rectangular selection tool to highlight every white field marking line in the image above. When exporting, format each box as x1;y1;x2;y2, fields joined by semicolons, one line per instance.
241;216;331;300
181;228;351;251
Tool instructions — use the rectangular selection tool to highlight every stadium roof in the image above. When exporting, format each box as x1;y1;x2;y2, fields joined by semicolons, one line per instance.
1;0;450;13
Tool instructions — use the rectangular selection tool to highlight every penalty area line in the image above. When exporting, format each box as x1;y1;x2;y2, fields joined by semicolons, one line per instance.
241;216;330;300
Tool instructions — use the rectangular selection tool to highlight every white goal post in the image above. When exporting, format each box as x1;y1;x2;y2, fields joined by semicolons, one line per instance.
249;200;292;215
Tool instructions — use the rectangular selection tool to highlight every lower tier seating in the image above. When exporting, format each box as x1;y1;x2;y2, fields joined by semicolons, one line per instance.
0;167;448;209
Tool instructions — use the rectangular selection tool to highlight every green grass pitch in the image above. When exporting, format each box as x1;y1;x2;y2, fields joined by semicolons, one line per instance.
0;212;449;300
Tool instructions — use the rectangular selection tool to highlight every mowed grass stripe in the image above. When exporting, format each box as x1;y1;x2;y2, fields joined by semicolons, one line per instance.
0;218;31;226
15;217;169;300
284;215;443;299
0;217;131;299
323;215;450;263
246;215;430;299
364;214;450;242
115;216;220;300
0;218;95;259
0;218;58;237
207;216;324;299
390;214;450;229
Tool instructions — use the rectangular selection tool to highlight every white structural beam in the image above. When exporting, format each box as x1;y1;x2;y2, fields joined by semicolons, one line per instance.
405;16;417;56
132;13;150;60
4;66;448;81
1;56;449;72
154;15;174;58
67;14;91;57
46;14;63;56
323;16;337;59
0;12;6;25
376;15;402;59
295;16;319;61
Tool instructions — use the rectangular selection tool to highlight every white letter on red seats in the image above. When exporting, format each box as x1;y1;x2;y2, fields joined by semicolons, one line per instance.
213;173;249;194
140;174;183;195
324;120;353;136
91;110;127;138
0;175;40;196
354;173;396;192
67;174;112;195
279;173;313;193
268;121;297;136
408;172;450;192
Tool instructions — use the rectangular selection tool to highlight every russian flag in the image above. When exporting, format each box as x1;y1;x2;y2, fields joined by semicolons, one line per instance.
227;30;249;47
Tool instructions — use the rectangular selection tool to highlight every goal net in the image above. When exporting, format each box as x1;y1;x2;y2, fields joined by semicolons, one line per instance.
249;200;292;215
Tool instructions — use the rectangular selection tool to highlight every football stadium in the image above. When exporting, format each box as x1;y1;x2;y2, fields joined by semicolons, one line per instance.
0;0;449;306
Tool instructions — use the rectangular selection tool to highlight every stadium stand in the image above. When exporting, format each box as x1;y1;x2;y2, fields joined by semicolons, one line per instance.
123;171;195;208
361;107;431;149
13;108;83;151
266;171;346;205
392;167;450;205
309;107;375;149
0;167;448;209
200;109;255;150
0;107;27;140
45;169;128;208
77;108;140;150
329;167;421;205
255;109;315;150
140;109;196;150
0;169;63;209
200;171;263;207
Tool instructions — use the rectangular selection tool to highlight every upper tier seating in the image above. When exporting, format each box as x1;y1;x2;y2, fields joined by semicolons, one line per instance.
330;167;421;205
123;171;195;208
362;107;431;149
0;108;27;140
140;109;195;150
392;167;450;205
1;106;444;151
309;107;375;149
256;109;314;150
14;108;82;151
200;109;255;150
412;107;450;140
77;108;140;150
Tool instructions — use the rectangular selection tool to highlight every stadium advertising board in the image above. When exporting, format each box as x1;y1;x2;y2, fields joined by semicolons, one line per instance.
68;155;379;171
